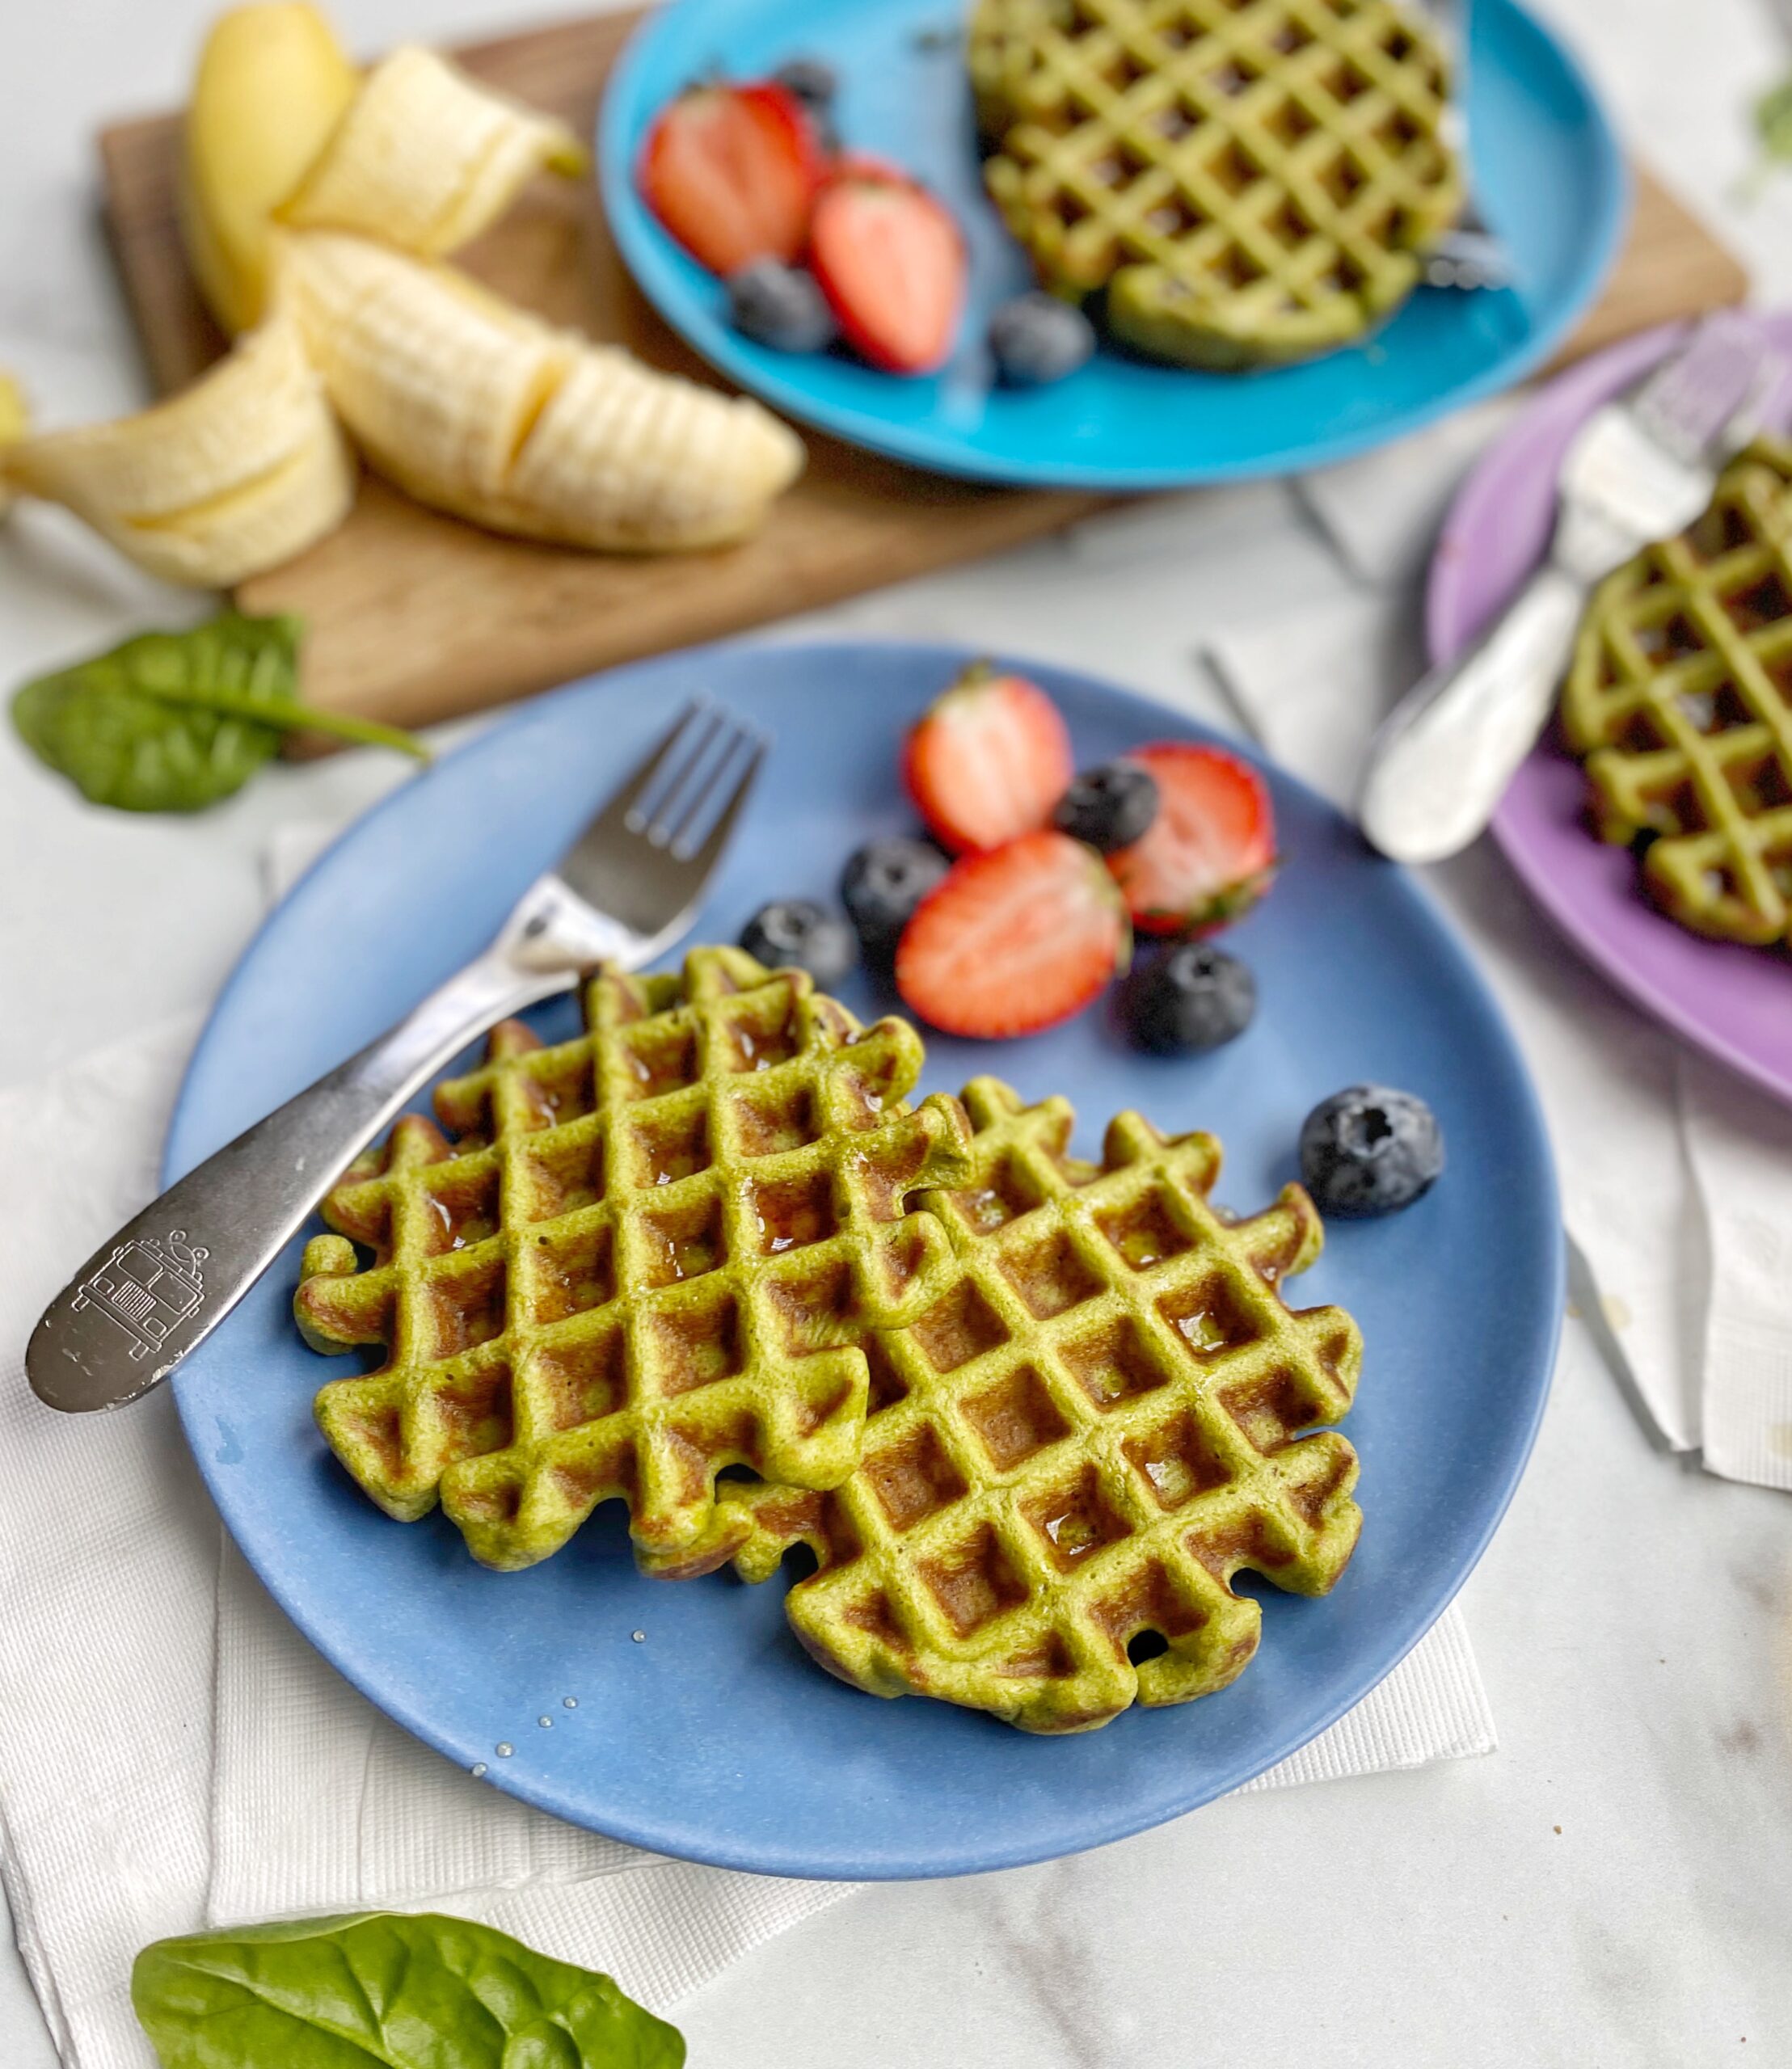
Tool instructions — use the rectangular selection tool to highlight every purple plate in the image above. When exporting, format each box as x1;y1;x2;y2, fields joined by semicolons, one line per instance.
1427;312;1792;1109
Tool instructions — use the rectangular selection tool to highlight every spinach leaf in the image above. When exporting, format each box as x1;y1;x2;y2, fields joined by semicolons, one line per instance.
1743;73;1792;200
133;1911;686;2069
11;611;428;813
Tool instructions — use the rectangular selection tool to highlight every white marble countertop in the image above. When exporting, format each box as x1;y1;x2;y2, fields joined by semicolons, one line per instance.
6;2;1792;2062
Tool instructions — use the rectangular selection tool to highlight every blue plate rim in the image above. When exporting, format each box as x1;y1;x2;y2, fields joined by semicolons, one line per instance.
163;637;1564;1880
596;0;1630;491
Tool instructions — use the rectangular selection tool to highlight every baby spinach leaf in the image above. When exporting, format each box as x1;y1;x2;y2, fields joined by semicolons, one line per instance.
132;1910;686;2069
11;611;428;814
1741;73;1792;200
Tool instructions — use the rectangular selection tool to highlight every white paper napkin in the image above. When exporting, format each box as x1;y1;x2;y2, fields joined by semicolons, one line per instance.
1;956;1495;2069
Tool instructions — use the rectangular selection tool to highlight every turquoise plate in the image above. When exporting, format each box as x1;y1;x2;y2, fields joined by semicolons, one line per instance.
598;0;1626;488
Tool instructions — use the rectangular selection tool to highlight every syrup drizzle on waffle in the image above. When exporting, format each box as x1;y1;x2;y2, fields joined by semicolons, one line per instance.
297;948;974;1574
723;1077;1364;1733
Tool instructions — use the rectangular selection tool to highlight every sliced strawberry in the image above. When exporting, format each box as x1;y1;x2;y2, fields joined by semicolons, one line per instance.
896;831;1128;1039
639;81;825;276
1107;741;1277;936
809;165;966;374
901;664;1074;856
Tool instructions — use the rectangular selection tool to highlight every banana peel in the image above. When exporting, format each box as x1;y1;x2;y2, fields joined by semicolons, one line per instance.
179;2;359;334
278;45;588;257
0;314;355;587
277;232;804;552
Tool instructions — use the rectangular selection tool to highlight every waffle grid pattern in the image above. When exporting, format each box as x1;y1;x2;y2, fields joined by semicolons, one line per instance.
972;0;1460;368
725;1078;1364;1733
296;947;974;1575
1563;441;1792;949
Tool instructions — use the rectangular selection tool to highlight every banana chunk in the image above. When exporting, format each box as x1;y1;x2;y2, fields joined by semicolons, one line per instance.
278;231;805;552
0;314;355;586
280;45;588;258
180;2;361;334
0;371;27;520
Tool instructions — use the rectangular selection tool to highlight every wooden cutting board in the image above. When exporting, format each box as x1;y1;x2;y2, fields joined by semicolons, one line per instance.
97;6;1748;732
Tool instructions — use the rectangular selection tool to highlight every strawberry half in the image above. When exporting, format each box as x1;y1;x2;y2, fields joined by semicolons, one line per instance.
896;831;1128;1039
639;81;825;276
809;165;966;374
901;663;1074;856
1107;741;1277;935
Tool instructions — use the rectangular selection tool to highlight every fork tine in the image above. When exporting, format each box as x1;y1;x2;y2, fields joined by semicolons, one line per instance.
684;731;768;875
665;716;754;854
603;701;713;832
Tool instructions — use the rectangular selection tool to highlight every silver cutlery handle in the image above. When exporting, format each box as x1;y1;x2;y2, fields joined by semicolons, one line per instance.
1356;562;1587;864
27;949;547;1414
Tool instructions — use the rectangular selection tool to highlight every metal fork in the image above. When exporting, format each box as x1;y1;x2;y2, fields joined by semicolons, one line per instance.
27;702;765;1415
1358;315;1781;863
1410;0;1516;293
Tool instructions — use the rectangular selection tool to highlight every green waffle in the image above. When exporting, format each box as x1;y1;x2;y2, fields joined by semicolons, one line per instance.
720;1077;1364;1734
295;946;975;1576
973;0;1461;369
1563;440;1792;950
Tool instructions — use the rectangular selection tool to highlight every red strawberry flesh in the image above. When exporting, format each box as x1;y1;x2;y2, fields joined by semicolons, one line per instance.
901;664;1074;856
1107;740;1276;935
810;169;966;374
639;82;824;276
896;831;1128;1039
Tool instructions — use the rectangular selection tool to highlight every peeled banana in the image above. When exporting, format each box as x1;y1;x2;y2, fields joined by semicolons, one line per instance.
0;372;26;519
277;232;804;552
0;315;355;587
179;2;359;334
279;45;588;258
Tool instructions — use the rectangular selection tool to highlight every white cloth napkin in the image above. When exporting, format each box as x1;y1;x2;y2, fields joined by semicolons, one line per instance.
0;859;1496;2068
1204;415;1792;1490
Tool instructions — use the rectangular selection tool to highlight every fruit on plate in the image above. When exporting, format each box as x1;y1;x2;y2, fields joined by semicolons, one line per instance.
1124;942;1256;1054
639;80;827;276
901;663;1073;855
179;2;360;334
276;230;805;550
0;312;353;587
1300;1085;1444;1217
1106;741;1277;935
841;837;950;960
895;829;1128;1038
772;55;841;146
1052;756;1159;853
810;164;967;375
988;290;1096;388
738;898;857;986
727;259;837;353
277;44;588;258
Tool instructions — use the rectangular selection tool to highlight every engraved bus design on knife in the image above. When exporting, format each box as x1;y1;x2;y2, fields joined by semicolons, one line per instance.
69;1231;210;1361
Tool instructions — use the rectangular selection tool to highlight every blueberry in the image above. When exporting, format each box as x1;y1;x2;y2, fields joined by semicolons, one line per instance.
774;56;840;115
989;292;1098;387
740;900;857;986
1124;943;1256;1054
841;838;950;958
727;260;836;354
1299;1085;1444;1217
1054;760;1159;853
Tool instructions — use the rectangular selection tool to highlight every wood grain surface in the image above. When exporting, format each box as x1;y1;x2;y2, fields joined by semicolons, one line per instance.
97;7;1748;731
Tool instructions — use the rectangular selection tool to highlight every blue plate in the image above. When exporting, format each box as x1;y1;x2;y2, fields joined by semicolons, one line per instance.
599;0;1626;489
166;642;1561;1880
